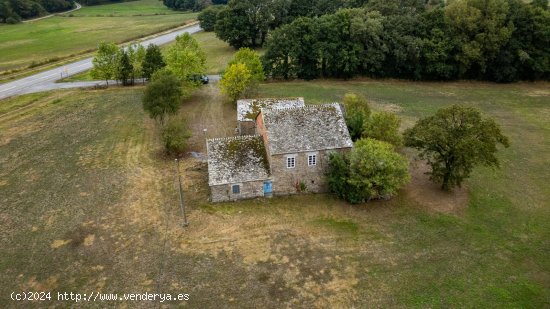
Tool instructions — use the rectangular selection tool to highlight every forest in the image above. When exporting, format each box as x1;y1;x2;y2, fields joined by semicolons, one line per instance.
200;0;550;82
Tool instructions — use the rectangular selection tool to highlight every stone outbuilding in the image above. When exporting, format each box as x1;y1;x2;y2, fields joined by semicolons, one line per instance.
206;135;271;202
207;99;353;202
236;97;305;135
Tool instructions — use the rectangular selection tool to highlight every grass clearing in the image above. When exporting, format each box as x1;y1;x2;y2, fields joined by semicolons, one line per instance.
1;79;549;307
70;0;182;16
193;31;235;74
0;1;197;72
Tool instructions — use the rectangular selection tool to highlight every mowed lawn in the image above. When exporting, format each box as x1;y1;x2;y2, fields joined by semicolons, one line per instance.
0;0;197;72
0;80;549;307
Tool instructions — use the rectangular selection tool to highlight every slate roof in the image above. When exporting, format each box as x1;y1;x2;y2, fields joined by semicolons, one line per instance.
206;135;270;186
260;103;353;155
237;97;305;122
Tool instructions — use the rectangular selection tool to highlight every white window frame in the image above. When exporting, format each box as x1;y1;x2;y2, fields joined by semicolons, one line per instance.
286;154;296;169
307;152;318;166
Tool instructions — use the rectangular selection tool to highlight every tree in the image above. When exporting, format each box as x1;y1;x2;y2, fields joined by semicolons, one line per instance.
342;93;371;141
445;0;514;78
165;33;206;83
142;71;183;123
198;4;225;31
91;42;118;86
404;105;510;191
115;49;133;86
227;47;265;81
127;44;146;83
214;0;272;48
142;44;166;80
162;117;192;154
220;63;252;102
363;111;402;147
327;138;410;203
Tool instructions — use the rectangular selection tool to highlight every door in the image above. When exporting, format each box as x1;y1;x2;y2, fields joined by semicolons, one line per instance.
263;181;273;197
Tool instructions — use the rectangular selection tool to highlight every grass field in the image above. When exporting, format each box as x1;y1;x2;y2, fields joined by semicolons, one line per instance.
0;80;548;307
0;0;197;72
70;0;182;16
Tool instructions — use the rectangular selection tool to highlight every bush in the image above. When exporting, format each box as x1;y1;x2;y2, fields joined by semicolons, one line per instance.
363;111;403;147
343;93;371;141
162;118;191;155
327;138;410;203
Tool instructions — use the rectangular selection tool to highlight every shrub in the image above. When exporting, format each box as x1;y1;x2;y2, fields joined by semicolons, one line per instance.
162;118;191;155
343;93;371;141
363;111;403;147
328;138;410;203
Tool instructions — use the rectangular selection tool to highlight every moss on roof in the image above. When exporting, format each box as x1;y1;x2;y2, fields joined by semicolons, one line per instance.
206;135;270;186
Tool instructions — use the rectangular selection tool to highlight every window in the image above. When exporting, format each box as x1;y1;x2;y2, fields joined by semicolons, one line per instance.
286;156;296;168
308;154;317;166
232;184;240;194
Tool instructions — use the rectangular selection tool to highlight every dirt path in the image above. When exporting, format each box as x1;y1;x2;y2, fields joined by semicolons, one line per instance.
181;83;235;153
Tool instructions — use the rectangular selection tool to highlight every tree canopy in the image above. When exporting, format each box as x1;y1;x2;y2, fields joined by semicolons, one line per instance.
220;62;252;102
260;0;550;82
91;42;118;86
142;44;166;80
404;104;510;190
227;48;265;82
142;71;184;123
165;33;207;83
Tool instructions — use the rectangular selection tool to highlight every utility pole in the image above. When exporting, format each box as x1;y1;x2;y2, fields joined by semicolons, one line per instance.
175;158;189;227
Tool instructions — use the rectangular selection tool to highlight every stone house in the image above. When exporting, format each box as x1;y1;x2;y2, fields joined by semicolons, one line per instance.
207;100;353;202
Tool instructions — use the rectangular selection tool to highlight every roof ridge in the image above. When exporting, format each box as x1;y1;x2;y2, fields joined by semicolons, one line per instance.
238;97;304;102
262;102;340;113
206;135;260;142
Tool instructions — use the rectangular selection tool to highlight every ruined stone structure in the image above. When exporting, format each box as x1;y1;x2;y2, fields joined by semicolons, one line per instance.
207;99;353;202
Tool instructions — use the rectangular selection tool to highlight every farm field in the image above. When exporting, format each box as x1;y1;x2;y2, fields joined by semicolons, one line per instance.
0;0;197;73
0;80;549;307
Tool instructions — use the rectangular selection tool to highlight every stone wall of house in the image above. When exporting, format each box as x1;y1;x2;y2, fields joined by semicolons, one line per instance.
238;121;256;136
210;180;267;202
270;148;350;196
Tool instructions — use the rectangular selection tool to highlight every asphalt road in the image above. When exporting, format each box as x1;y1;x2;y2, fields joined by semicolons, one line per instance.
0;24;202;100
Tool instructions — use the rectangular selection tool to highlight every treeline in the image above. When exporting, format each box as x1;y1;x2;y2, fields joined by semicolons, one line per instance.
201;0;361;48
0;0;73;23
163;0;226;12
201;0;550;82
